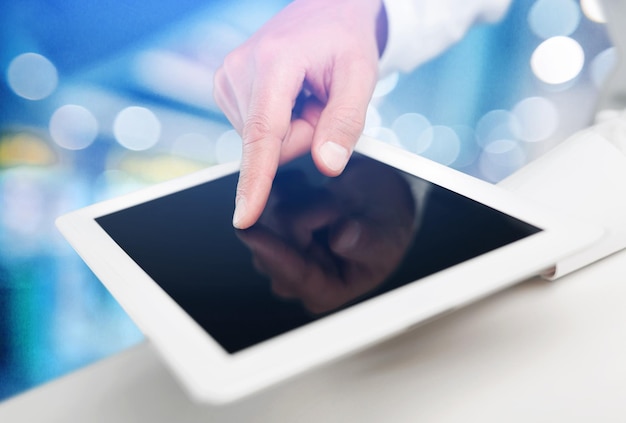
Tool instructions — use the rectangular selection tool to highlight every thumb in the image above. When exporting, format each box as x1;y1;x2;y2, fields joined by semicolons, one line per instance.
312;59;377;176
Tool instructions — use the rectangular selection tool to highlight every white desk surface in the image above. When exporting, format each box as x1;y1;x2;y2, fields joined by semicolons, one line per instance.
1;249;625;423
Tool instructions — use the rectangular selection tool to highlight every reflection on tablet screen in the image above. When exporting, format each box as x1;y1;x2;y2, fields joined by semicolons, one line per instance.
96;154;540;354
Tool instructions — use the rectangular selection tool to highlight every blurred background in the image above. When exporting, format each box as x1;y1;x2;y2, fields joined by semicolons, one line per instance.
0;0;614;401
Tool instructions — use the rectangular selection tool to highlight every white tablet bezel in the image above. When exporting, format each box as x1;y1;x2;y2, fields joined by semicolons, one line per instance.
56;136;602;404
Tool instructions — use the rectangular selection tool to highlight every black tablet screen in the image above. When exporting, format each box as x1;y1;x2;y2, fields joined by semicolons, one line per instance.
96;153;540;353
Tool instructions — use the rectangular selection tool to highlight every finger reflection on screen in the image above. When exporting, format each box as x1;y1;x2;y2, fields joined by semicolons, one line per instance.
237;156;419;314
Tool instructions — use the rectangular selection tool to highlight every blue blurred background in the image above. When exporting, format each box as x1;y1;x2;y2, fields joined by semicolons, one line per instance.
0;0;614;401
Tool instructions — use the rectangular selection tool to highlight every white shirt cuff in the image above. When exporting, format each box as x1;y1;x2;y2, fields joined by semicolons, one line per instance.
379;0;512;76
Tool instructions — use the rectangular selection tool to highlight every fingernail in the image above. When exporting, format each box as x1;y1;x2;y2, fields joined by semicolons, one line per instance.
320;141;349;173
233;197;247;228
333;220;361;253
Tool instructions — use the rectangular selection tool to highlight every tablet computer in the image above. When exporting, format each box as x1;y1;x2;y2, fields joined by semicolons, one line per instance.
56;136;602;404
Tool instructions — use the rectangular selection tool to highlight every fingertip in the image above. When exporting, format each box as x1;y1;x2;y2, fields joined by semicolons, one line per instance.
318;141;350;175
232;196;249;229
311;104;364;177
233;134;280;229
233;194;268;229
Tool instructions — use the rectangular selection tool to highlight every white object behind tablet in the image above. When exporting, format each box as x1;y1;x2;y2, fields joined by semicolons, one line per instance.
500;115;626;278
56;137;602;404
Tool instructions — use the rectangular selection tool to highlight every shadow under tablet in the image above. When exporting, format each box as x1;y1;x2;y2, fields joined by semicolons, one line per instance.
96;153;540;354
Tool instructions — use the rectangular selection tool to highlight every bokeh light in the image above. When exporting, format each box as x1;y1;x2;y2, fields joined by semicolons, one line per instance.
479;139;527;182
0;133;56;166
419;126;461;166
528;0;581;39
475;110;521;148
391;112;431;152
531;36;585;85
512;96;559;142
372;72;400;98
6;53;59;101
580;0;607;23
171;133;215;164
94;169;144;201
49;105;99;150
113;106;161;151
110;153;203;184
450;125;480;168
590;47;617;89
2;172;46;237
215;129;243;163
365;126;401;147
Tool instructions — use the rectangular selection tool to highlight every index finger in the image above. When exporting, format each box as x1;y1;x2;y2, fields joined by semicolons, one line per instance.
232;66;305;229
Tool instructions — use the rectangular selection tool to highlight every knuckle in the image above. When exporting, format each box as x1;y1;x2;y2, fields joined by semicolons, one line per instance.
243;113;273;146
222;50;243;72
329;106;365;139
252;33;287;61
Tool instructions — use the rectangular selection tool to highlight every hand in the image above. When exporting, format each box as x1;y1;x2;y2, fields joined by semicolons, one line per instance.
213;0;386;229
236;157;417;314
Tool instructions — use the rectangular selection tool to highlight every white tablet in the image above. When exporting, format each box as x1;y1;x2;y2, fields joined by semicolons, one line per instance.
56;136;602;404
